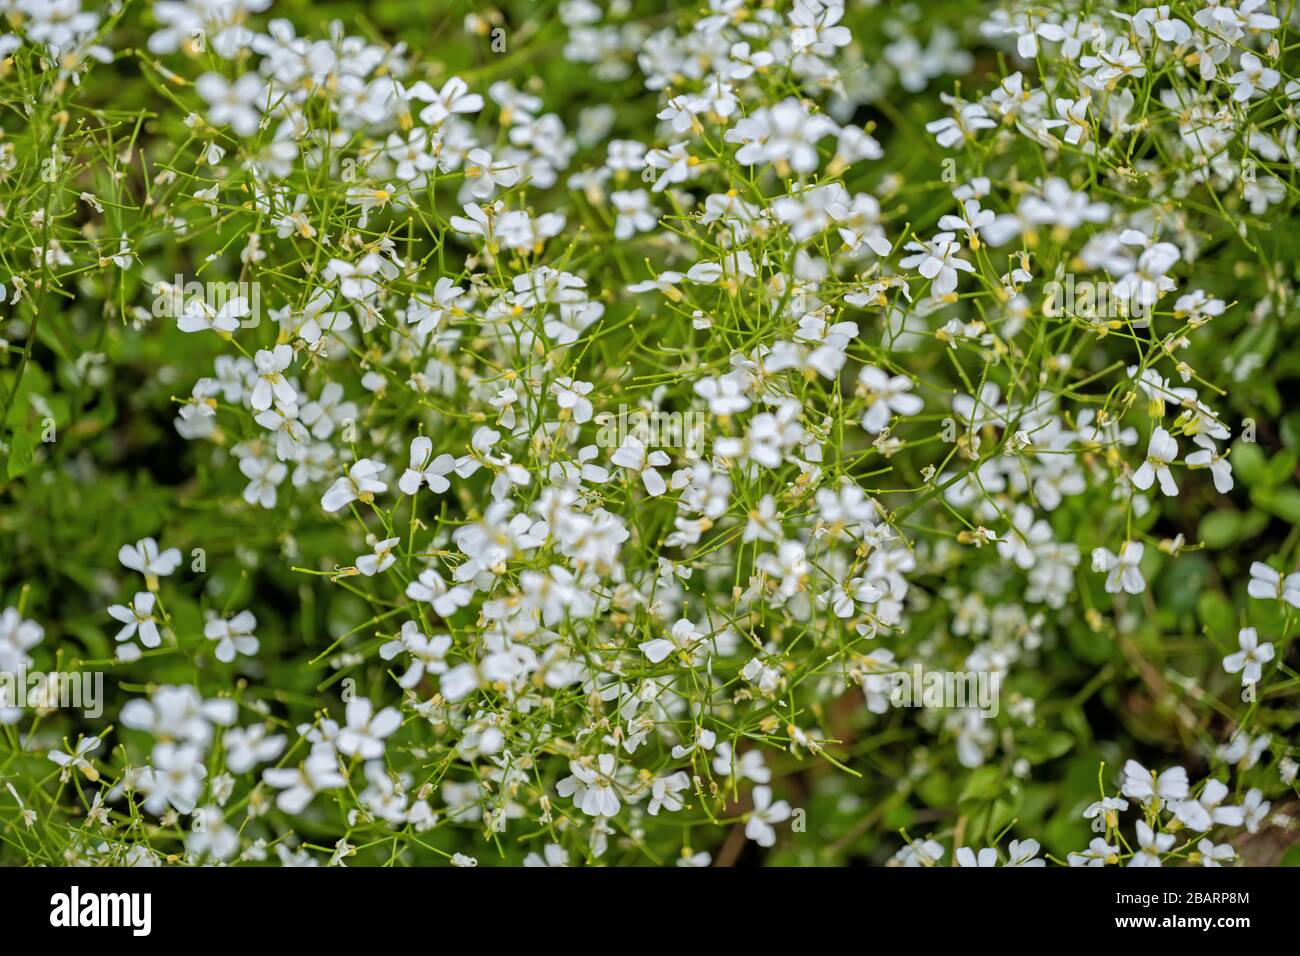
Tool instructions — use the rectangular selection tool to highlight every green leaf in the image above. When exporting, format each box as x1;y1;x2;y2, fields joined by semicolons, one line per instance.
1252;486;1300;524
1018;729;1076;765
1067;622;1112;665
1197;510;1242;548
959;766;1004;803
1197;591;1235;637
1232;441;1268;487
5;430;36;479
1281;411;1300;449
1266;448;1298;486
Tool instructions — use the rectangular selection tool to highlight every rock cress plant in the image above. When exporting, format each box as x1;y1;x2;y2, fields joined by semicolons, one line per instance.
0;0;1298;867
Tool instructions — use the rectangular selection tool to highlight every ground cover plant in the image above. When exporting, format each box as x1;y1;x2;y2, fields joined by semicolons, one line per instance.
0;0;1298;868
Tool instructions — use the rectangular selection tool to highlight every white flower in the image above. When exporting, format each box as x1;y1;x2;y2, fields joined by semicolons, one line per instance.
336;697;402;760
272;193;315;239
223;725;286;774
1241;788;1270;833
724;98;838;172
398;437;455;495
1228;53;1280;102
1129;821;1174;866
694;372;752;415
790;0;851;54
412;76;484;126
711;744;770;786
1079;37;1146;90
644;142;692;192
322;459;388;513
1131;427;1178;496
647;771;691;815
177;295;249;334
462;148;520;199
299;381;357;439
1222;627;1275;686
262;746;347;814
524;844;571;867
1068;837;1118;867
1247;562;1300;607
671;728;717;760
744;785;791;847
611;434;671;496
955;846;998;867
1196;839;1236;867
609;189;657;239
1091;541;1145;594
380;621;452;689
1184;434;1233;493
1171;779;1243;831
556;753;623;817
550;377;594;423
251;344;297;411
1121;759;1188;809
639;618;704;664
357;535;400;576
925;103;995;149
857;366;922;433
107;591;160;661
899;231;974;295
120;685;235;749
48;736;101;781
118;537;182;586
605;139;646;172
204;610;260;664
137;742;206;815
195;73;264;137
894;838;945;867
240;454;287;509
405;567;474;617
188;806;239;861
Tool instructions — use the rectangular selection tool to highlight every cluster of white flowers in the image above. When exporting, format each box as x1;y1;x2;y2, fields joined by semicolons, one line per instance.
1;0;1297;868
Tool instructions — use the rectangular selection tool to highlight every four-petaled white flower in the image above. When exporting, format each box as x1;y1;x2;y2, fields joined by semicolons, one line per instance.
556;753;624;817
398;437;455;495
1121;759;1188;809
336;697;402;760
49;735;102;782
108;591;161;661
322;458;388;513
1131;426;1178;496
1129;820;1175;867
611;434;672;497
1247;562;1300;608
262;746;347;814
119;537;182;589
405;567;474;617
195;73;265;137
744;785;791;847
380;621;452;688
1222;627;1275;686
1091;541;1145;594
857;365;923;434
899;231;975;295
251;344;297;411
204;610;260;663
